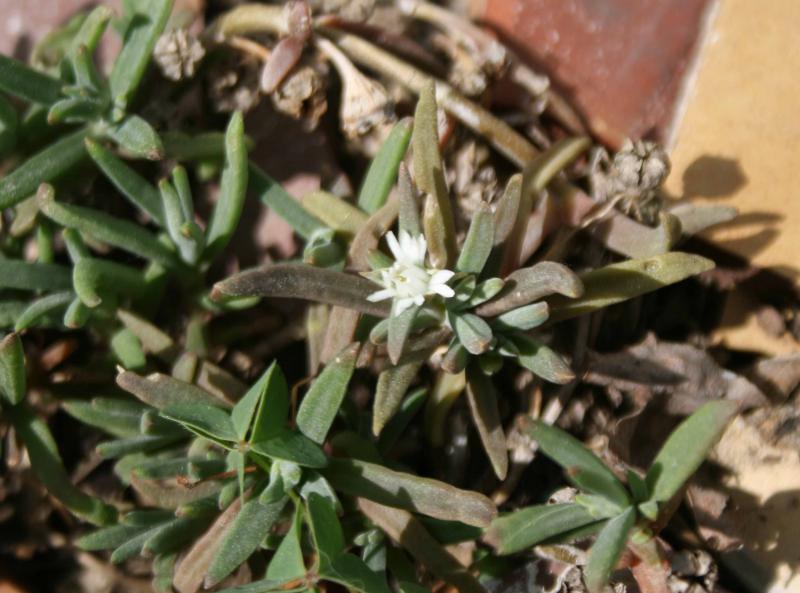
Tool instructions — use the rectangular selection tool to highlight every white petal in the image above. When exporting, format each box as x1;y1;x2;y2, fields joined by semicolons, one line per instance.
385;231;403;261
413;294;425;306
430;269;455;284
394;297;415;315
367;288;395;302
433;284;455;298
411;235;428;265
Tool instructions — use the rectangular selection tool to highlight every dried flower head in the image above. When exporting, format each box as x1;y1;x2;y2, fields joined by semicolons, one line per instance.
614;139;671;194
154;29;206;81
208;54;262;113
271;63;328;130
365;230;455;315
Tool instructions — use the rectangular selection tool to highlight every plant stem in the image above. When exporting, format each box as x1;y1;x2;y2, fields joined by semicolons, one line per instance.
323;29;538;167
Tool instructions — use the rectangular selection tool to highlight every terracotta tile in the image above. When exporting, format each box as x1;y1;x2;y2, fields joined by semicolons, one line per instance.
474;0;714;147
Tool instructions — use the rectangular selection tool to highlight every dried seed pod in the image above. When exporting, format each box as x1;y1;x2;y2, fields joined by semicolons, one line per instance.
208;54;261;113
271;62;329;130
154;29;206;81
316;37;396;140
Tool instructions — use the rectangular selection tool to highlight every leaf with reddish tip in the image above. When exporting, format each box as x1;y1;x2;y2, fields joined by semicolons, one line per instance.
451;312;492;355
477;262;583;317
106;115;164;160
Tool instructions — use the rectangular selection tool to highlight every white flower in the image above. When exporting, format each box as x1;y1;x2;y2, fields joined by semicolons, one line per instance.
367;230;455;315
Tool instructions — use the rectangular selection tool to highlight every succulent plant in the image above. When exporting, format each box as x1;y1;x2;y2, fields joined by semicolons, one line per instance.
0;2;740;593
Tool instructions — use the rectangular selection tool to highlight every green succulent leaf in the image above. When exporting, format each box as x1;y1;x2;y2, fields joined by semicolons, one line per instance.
626;469;649;502
306;492;345;571
0;94;18;155
358;117;413;214
493;301;549;331
231;362;285;441
465;364;507;480
266;505;306;581
525;136;591;194
212;264;389;317
39;188;181;269
303;190;369;238
527;420;630;508
68;5;112;57
161;130;231;161
117;309;175;359
77;523;151;551
323;458;496;527
297;343;359;444
0;259;72;292
159;178;201;264
373;357;425;436
584;507;636;593
105;114;164;160
0;333;26;406
62;397;145;439
0;54;63;104
387;305;421;365
47;96;105;124
548;253;715;323
0;129;88;210
6;403;117;525
488;503;600;555
69;44;106;95
205;496;288;587
413;81;456;268
358;499;486;593
250;430;328;468
108;0;174;113
96;433;184;459
144;515;214;556
116;370;229;409
456;203;494;274
513;334;575;384
205;112;248;261
72;257;147;307
645;400;737;504
477;262;583;317
397;163;421;236
160;403;237;443
85;138;165;224
110;327;147;370
451;312;493;355
322;554;391;593
250;163;326;240
13;292;72;332
377;387;427;454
